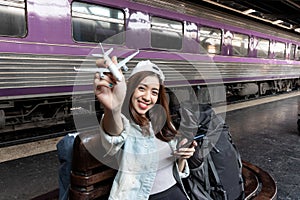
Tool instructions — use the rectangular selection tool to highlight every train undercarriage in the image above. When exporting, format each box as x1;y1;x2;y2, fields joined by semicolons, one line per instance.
226;78;300;100
0;93;105;145
0;97;73;134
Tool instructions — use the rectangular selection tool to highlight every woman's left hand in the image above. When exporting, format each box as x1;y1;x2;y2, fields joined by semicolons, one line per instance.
174;138;197;172
174;138;197;159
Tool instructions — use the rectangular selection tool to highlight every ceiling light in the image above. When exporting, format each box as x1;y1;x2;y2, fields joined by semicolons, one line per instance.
272;20;283;25
243;9;256;15
295;28;300;33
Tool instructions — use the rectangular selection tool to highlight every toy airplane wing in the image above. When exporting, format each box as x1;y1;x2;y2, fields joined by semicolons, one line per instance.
92;49;139;71
73;66;110;73
73;49;138;74
74;44;139;80
117;50;139;71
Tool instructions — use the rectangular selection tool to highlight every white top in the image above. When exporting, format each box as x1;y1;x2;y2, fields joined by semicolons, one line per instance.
150;136;177;194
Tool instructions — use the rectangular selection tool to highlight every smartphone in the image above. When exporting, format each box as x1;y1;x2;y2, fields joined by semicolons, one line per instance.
177;134;205;149
194;134;205;141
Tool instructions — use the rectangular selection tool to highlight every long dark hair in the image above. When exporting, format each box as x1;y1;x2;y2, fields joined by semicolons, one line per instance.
122;71;178;141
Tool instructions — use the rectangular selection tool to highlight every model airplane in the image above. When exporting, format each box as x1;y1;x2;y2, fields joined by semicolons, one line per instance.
74;43;139;82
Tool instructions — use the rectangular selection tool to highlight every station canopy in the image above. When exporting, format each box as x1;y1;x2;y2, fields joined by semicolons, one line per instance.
190;0;300;35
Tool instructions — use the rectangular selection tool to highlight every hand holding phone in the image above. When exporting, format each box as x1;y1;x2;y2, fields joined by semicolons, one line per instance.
177;134;204;150
174;138;198;160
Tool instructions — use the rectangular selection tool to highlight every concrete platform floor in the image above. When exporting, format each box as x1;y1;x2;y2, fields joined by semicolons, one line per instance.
0;96;300;200
226;96;300;200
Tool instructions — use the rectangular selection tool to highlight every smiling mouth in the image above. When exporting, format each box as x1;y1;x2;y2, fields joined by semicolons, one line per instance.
138;101;150;110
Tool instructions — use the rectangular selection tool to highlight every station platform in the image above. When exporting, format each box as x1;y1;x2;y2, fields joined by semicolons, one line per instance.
0;95;299;200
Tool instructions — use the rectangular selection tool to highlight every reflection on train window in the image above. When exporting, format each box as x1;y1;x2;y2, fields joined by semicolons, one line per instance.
151;16;183;50
232;33;249;57
296;46;300;61
0;0;26;37
256;38;270;58
290;44;296;60
72;2;125;44
198;26;221;54
185;21;197;40
273;41;286;59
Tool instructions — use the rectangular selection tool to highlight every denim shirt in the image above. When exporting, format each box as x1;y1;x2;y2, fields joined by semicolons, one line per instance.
99;114;190;200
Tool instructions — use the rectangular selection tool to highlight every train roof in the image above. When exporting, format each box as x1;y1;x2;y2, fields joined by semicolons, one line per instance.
187;0;300;35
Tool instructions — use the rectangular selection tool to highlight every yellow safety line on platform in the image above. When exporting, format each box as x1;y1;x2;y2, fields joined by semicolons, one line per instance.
0;137;63;163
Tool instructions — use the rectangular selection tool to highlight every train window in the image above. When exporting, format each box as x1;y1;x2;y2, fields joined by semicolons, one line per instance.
256;38;270;58
232;33;249;57
290;44;296;60
151;16;183;50
72;2;125;44
0;0;26;37
273;41;286;60
198;26;221;54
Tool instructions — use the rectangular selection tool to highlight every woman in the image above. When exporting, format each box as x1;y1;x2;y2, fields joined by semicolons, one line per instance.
94;56;196;200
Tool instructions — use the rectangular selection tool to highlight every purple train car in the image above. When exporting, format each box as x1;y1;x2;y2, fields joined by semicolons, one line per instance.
1;0;300;133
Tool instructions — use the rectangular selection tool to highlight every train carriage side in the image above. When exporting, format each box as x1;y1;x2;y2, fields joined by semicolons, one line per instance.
127;0;300;101
0;0;98;133
1;0;300;135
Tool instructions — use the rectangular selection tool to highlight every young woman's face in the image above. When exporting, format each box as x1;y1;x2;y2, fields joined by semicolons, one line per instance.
131;75;160;116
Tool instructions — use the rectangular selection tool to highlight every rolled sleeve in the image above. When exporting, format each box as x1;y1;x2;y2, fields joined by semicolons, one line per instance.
99;114;130;156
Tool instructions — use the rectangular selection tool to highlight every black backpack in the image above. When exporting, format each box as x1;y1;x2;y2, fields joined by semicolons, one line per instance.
173;101;244;200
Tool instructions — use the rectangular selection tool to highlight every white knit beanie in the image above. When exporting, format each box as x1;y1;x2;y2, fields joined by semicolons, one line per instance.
129;60;165;82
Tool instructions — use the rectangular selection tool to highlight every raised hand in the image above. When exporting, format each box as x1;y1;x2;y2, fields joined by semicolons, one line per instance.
94;56;127;113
